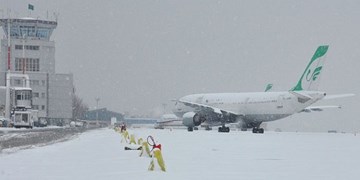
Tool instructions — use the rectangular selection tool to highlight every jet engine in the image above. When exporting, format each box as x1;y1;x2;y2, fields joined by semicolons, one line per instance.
182;112;205;127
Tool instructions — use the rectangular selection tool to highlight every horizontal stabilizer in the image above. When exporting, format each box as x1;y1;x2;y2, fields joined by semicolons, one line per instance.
301;105;341;113
290;91;312;103
324;94;355;100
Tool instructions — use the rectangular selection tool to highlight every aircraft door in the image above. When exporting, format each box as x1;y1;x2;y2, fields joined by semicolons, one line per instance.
277;95;285;109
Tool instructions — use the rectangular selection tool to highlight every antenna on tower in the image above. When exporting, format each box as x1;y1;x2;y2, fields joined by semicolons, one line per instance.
7;8;11;19
53;12;59;22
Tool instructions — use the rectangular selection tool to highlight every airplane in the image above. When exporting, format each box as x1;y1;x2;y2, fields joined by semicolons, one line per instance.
171;83;275;131
173;45;354;133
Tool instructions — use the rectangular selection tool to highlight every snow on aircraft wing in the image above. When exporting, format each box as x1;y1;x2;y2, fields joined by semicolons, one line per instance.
301;105;341;113
177;99;244;116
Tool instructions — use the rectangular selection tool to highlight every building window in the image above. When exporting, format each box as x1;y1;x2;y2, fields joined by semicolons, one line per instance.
41;80;46;86
16;90;31;100
36;28;50;38
10;26;20;37
15;58;40;72
20;25;36;37
33;92;39;98
15;45;22;50
41;105;45;110
28;45;39;50
15;45;39;50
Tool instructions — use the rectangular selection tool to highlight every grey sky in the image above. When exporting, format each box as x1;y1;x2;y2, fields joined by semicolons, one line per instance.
1;0;359;131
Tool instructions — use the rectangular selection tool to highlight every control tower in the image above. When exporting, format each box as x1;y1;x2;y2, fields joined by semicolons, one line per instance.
0;18;73;125
0;18;57;73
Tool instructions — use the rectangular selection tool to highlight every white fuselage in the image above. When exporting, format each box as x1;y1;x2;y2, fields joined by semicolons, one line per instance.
175;91;326;123
155;114;184;129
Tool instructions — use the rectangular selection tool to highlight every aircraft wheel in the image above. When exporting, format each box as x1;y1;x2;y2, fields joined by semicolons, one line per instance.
218;126;230;133
252;128;257;133
226;127;230;132
252;128;264;134
259;128;264;134
187;127;193;132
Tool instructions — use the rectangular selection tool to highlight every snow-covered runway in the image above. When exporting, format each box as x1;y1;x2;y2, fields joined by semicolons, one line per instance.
1;128;359;180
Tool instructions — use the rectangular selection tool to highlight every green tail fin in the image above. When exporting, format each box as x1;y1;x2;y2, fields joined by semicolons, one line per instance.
265;83;273;92
291;45;329;91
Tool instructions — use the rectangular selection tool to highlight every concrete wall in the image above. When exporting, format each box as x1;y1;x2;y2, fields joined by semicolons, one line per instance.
48;73;73;120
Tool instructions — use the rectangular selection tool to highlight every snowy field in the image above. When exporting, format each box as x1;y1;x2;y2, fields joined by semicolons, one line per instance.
1;128;359;180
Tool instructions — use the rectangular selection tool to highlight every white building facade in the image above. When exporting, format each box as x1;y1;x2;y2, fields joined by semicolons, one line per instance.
0;18;73;124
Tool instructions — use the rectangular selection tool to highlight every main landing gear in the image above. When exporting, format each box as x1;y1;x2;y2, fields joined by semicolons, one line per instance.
252;127;264;134
249;122;264;134
218;125;230;133
187;127;193;132
218;113;230;133
187;126;199;132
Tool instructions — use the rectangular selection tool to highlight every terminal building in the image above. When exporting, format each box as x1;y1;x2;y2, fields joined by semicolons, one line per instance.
84;108;157;126
0;18;74;125
84;108;124;122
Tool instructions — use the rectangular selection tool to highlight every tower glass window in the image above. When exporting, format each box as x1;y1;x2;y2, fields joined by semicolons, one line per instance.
20;26;36;37
36;27;50;39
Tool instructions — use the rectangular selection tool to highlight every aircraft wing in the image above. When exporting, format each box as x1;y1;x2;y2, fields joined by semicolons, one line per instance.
177;99;244;116
324;93;355;100
301;105;341;113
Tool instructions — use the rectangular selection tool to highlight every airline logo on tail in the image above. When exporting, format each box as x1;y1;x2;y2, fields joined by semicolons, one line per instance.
292;45;329;91
306;66;322;81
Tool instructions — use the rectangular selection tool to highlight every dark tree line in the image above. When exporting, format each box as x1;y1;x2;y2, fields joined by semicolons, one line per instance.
72;94;88;120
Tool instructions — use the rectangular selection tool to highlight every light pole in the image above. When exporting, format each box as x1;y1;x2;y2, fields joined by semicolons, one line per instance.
162;103;167;114
22;34;26;75
5;18;11;120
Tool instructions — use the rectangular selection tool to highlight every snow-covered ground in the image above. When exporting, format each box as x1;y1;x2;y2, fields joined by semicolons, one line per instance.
0;128;359;180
